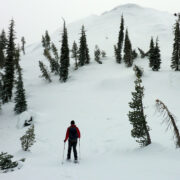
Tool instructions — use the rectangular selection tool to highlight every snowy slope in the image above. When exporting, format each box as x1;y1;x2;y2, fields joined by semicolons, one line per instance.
1;3;180;180
32;3;175;59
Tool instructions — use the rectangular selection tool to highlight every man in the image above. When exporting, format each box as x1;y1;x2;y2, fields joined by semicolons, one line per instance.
64;120;81;162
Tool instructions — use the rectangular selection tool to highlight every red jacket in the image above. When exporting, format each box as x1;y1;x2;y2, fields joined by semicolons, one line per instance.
64;125;81;142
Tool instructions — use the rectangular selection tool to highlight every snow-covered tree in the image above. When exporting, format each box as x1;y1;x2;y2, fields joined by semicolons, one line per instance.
133;65;143;78
132;49;138;60
152;38;161;71
21;37;26;55
123;29;133;67
0;30;7;68
39;61;52;82
0;152;18;171
78;25;90;66
14;67;27;114
128;76;151;147
59;20;69;82
20;125;35;151
3;19;16;103
94;45;102;64
148;37;155;67
114;15;124;64
171;21;180;71
101;50;106;58
71;41;78;70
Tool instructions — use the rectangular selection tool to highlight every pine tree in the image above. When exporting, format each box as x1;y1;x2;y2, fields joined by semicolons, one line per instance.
71;41;78;70
41;30;51;51
128;76;151;147
39;61;52;82
43;48;59;74
138;48;149;59
115;15;124;63
0;30;7;68
59;21;69;82
78;25;90;66
148;37;155;68
14;46;21;70
21;37;26;55
0;79;2;111
20;125;35;151
0;152;18;171
14;67;27;114
101;50;106;58
94;45;102;64
51;43;59;61
0;44;5;69
171;21;180;71
123;29;133;67
0;30;7;49
133;65;143;78
3;19;16;103
132;49;138;60
152;38;161;71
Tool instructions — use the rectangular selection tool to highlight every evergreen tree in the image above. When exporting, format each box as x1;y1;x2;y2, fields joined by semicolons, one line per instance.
148;37;155;68
171;21;180;71
94;45;102;64
138;48;149;59
51;43;59;61
71;41;78;70
59;21;69;82
14;46;21;70
123;29;133;67
0;44;5;69
39;61;52;82
0;30;7;49
78;25;90;66
133;65;143;78
132;49;138;60
0;79;1;111
152;38;161;71
14;67;27;114
20;125;35;151
101;50;106;58
128;76;151;147
43;48;59;74
3;19;16;103
0;30;7;69
115;15;124;63
42;30;51;51
21;36;26;55
0;152;18;171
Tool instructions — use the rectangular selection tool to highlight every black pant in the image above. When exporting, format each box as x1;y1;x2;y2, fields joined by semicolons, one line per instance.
67;140;77;160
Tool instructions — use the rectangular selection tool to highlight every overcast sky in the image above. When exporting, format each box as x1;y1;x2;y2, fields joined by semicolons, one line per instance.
0;0;180;44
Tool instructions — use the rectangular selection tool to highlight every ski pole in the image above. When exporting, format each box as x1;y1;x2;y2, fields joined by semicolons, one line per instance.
79;139;81;160
62;142;65;165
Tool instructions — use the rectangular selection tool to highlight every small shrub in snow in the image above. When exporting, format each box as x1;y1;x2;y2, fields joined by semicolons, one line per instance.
0;152;18;172
101;50;106;58
94;45;102;64
20;125;35;151
133;65;143;78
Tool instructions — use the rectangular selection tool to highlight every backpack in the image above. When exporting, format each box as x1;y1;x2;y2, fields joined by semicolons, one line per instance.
69;126;78;141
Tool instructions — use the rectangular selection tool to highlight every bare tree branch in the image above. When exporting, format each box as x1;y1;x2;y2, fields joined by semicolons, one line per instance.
156;99;180;148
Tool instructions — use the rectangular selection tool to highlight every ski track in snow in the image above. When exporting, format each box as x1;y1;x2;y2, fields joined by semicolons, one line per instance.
1;4;180;180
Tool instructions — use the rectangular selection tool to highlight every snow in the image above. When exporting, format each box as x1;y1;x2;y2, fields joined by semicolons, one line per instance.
1;3;180;180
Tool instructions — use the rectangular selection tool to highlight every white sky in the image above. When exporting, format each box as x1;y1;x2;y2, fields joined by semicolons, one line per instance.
0;0;180;44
